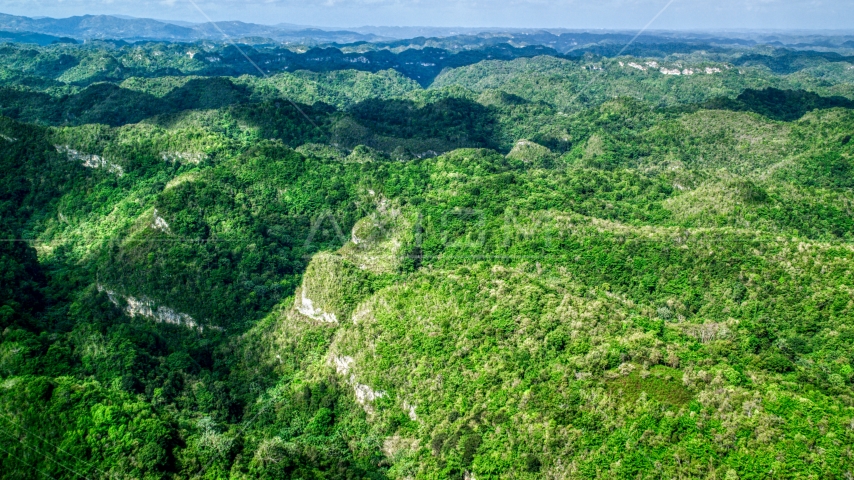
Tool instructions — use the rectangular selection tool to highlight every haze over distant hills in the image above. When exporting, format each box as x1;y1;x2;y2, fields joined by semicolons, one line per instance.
0;13;387;44
0;13;546;44
0;12;525;44
1;12;854;47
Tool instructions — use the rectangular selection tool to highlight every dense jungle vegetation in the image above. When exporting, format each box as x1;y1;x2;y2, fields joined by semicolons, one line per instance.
0;32;853;479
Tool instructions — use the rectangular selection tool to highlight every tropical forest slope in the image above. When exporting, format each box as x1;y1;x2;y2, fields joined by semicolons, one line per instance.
0;36;853;479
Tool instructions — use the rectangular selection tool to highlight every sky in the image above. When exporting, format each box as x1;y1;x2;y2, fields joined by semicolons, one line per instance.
2;0;851;30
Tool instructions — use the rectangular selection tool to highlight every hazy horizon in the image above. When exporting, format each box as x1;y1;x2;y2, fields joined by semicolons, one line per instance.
11;13;854;35
2;0;851;31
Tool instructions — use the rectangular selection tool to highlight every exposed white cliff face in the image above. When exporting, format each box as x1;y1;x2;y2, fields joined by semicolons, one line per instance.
404;401;418;421
334;355;354;376
295;288;338;323
331;355;386;412
354;383;386;405
628;62;646;71
56;145;124;176
414;150;438;159
651;65;722;76
125;296;196;327
98;285;203;330
152;209;171;233
161;152;207;164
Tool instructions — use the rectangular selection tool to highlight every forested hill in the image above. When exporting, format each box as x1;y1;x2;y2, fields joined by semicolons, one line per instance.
2;29;854;87
0;41;561;87
0;34;854;479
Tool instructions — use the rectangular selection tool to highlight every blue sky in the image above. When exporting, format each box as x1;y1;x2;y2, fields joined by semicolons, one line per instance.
4;0;851;30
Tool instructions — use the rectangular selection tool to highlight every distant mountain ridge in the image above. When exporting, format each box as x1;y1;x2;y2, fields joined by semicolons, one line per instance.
0;13;386;43
0;12;851;48
0;29;77;45
0;13;195;40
